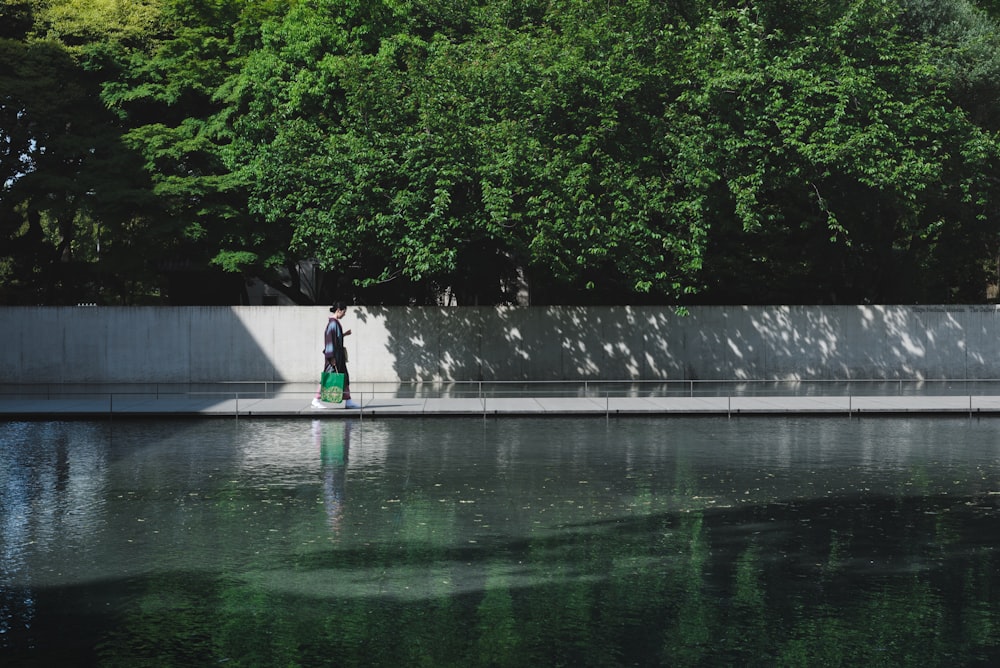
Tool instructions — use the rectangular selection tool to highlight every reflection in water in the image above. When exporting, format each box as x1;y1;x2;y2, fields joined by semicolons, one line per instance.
1;422;111;657
0;417;998;666
316;420;351;535
0;426;33;644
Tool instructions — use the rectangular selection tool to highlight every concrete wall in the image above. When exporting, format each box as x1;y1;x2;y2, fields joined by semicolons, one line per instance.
2;304;999;384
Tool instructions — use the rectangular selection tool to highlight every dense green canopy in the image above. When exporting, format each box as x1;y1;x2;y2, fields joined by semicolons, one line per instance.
3;0;1000;304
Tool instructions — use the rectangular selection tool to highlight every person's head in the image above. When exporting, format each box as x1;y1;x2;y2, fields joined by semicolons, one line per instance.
329;301;348;316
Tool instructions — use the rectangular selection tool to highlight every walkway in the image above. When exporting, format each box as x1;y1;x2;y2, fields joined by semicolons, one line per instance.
4;393;1000;418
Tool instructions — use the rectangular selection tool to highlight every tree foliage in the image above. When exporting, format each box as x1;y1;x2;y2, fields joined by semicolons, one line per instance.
683;0;1000;303
3;0;1000;304
1;0;166;304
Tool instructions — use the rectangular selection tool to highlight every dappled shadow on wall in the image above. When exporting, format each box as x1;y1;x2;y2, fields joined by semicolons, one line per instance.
359;305;1000;383
359;306;686;383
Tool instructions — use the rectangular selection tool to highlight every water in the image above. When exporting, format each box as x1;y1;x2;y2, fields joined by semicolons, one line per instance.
1;416;998;667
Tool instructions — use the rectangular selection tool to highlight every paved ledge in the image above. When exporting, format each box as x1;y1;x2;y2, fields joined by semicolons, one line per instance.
3;394;1000;418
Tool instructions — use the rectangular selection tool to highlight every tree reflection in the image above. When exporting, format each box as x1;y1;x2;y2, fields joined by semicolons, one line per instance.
2;419;998;666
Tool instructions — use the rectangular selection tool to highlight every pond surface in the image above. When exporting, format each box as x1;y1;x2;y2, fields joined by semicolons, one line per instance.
1;416;999;667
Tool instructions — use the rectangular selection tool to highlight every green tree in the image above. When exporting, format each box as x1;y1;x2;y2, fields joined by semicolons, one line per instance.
90;0;291;304
229;0;715;304
682;0;1000;304
7;0;1000;305
0;1;164;304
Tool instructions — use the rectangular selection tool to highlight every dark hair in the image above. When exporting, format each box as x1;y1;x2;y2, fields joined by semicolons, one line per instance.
329;301;348;313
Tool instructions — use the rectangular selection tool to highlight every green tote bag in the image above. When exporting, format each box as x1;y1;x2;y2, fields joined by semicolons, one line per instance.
320;372;345;403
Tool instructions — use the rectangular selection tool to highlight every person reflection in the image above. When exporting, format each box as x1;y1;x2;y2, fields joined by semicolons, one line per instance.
313;419;351;535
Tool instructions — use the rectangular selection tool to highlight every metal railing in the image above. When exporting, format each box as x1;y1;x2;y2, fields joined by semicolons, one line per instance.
5;379;1000;421
5;378;1000;401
